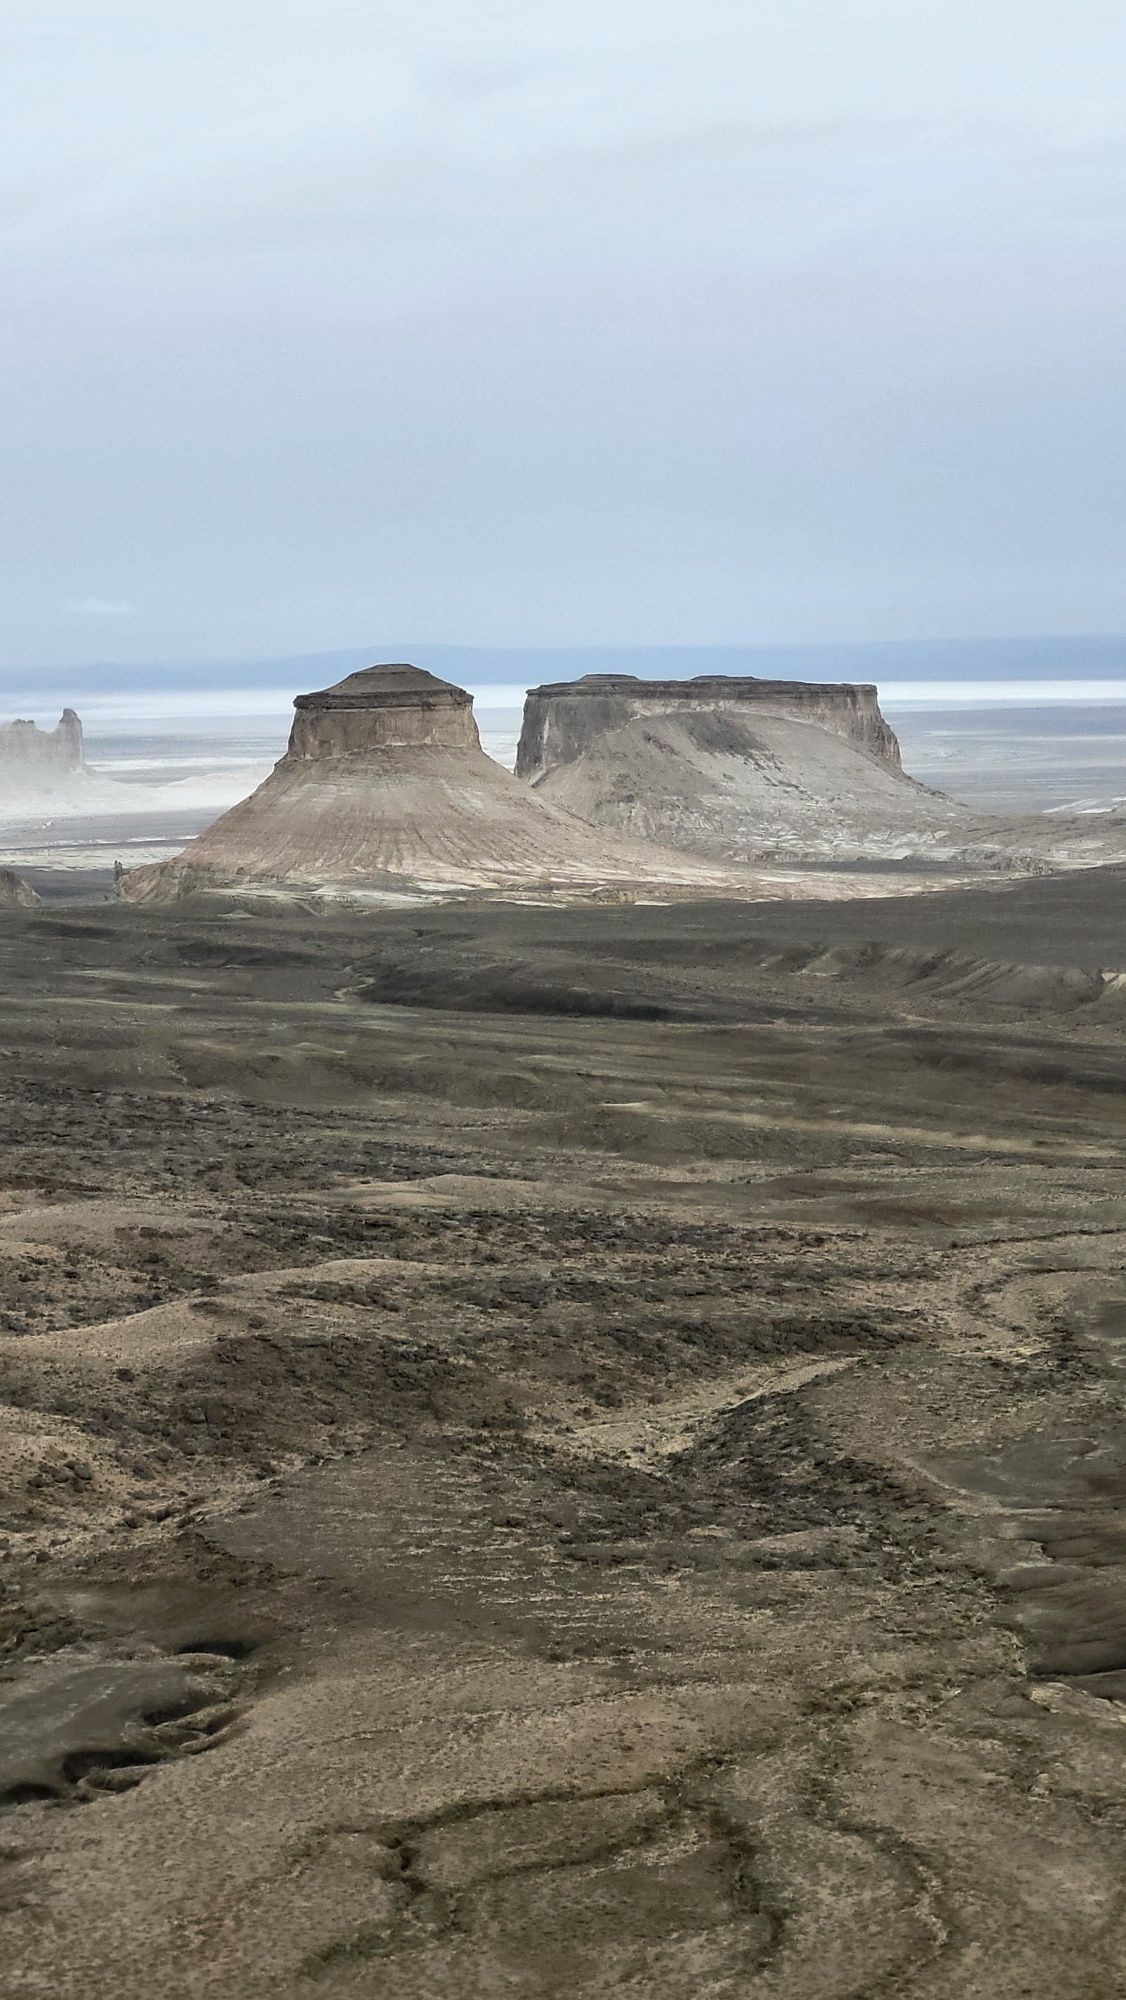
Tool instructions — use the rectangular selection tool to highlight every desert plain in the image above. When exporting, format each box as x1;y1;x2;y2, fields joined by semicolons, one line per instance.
0;859;1125;1998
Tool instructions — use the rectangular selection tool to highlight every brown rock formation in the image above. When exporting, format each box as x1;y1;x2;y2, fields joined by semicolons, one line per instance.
123;664;747;903
516;673;902;784
514;672;988;865
289;664;480;758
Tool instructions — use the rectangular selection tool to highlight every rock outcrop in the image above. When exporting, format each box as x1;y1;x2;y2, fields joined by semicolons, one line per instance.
0;707;85;773
0;708;122;819
516;674;902;785
289;664;480;757
122;664;747;903
515;672;992;866
0;867;39;908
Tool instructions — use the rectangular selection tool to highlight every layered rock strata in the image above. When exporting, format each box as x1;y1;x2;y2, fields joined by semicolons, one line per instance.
515;673;1027;867
516;673;902;784
123;664;746;902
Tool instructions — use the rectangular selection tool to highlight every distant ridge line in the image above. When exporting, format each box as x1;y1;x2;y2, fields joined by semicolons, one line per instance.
4;633;1126;706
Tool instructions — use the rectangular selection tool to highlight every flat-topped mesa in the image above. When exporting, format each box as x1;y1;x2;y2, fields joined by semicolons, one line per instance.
122;661;750;902
0;708;85;776
516;674;901;784
288;664;481;760
514;671;984;867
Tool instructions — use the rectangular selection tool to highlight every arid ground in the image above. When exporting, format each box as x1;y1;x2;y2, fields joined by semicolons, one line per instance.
1;877;1125;1997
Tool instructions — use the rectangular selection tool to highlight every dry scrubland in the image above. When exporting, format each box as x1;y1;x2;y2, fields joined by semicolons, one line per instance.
0;876;1125;1997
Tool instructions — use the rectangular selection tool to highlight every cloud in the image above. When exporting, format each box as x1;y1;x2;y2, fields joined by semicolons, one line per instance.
1;2;1123;663
62;596;139;618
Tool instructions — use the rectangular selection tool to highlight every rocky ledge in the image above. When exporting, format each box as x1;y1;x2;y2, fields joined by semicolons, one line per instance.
289;664;480;758
516;673;901;784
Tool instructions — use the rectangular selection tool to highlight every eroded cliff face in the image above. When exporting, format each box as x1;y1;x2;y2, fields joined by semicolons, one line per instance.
0;707;128;823
516;675;901;785
0;709;86;779
511;672;1002;868
288;664;482;759
123;663;746;902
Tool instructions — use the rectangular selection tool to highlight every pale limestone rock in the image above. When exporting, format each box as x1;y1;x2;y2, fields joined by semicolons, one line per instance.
123;664;748;903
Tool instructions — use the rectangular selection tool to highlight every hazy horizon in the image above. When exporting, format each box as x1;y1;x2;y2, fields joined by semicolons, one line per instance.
5;3;1126;668
5;631;1126;709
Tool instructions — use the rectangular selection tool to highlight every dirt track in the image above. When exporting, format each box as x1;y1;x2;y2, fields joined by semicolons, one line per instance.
1;883;1125;1997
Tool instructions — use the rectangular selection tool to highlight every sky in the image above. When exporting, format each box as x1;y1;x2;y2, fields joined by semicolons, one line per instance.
3;1;1126;671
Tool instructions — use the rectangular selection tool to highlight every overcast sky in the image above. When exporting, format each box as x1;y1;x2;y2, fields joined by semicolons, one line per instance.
3;0;1126;668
